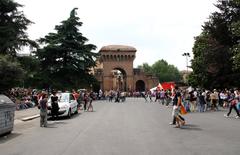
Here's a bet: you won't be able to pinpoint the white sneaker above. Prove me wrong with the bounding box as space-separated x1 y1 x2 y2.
224 114 229 117
169 122 175 125
236 116 240 119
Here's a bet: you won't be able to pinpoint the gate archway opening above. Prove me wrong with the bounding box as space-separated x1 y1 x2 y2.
135 80 145 92
111 68 127 91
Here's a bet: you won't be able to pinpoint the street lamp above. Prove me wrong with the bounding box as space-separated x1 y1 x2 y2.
182 52 190 73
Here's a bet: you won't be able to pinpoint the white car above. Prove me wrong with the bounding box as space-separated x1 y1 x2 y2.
48 92 78 118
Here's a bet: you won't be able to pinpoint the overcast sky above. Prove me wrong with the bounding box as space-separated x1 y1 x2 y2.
17 0 218 70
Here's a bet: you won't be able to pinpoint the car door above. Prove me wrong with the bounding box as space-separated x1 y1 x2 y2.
69 94 77 114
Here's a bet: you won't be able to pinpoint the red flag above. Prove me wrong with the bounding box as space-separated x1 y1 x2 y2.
180 104 187 115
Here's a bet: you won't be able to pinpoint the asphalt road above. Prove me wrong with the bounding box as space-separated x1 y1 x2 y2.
0 98 240 155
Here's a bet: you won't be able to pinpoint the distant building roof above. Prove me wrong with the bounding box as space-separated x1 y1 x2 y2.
99 45 137 52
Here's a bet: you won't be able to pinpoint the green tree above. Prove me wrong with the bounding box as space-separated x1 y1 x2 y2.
0 0 37 57
230 1 240 70
17 55 41 88
190 0 240 88
139 60 181 83
232 21 240 70
190 32 232 88
151 60 181 82
137 63 152 74
36 8 98 90
0 55 24 93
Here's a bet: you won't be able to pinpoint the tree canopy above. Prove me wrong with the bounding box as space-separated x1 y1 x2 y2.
138 60 182 83
17 55 41 88
189 0 240 89
35 8 98 90
0 0 37 93
0 55 24 93
0 0 37 57
0 4 100 92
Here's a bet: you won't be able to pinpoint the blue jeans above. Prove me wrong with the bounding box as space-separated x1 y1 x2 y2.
199 104 205 112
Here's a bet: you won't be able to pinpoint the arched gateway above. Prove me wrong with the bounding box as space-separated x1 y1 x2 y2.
93 45 158 91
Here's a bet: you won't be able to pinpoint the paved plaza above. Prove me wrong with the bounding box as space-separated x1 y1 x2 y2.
0 98 240 155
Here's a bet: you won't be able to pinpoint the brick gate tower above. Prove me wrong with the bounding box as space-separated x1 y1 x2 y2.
93 45 158 92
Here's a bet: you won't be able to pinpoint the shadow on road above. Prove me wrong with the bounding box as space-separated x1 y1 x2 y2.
70 113 82 119
0 133 21 144
48 113 82 121
44 121 68 128
84 110 96 113
180 124 202 131
189 109 227 114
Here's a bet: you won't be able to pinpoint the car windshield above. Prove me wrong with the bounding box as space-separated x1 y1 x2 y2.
59 93 69 102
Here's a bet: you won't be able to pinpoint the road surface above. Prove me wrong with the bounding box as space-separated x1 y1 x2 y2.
0 98 240 155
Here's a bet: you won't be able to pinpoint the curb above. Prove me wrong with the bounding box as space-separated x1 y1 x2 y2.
21 114 40 121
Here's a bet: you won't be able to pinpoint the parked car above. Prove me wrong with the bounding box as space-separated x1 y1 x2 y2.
47 92 78 118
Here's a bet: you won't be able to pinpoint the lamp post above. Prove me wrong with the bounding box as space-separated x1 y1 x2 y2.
182 52 190 73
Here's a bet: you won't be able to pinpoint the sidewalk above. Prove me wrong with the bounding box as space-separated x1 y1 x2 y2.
14 107 40 121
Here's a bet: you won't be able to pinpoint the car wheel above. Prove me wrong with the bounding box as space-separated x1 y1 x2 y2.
67 108 71 118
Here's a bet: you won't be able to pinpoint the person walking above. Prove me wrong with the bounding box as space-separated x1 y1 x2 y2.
169 86 185 127
39 93 48 127
165 90 172 107
224 90 240 118
87 91 94 112
73 90 81 111
147 90 153 102
109 90 114 102
155 91 160 102
141 91 147 102
83 93 89 111
199 91 206 112
160 89 166 105
51 91 59 120
189 91 197 112
210 89 219 111
115 91 120 102
205 91 211 111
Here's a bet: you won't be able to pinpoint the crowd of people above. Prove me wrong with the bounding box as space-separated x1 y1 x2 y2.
61 88 240 117
7 88 96 112
144 87 240 128
8 88 39 110
137 88 240 112
7 86 240 128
